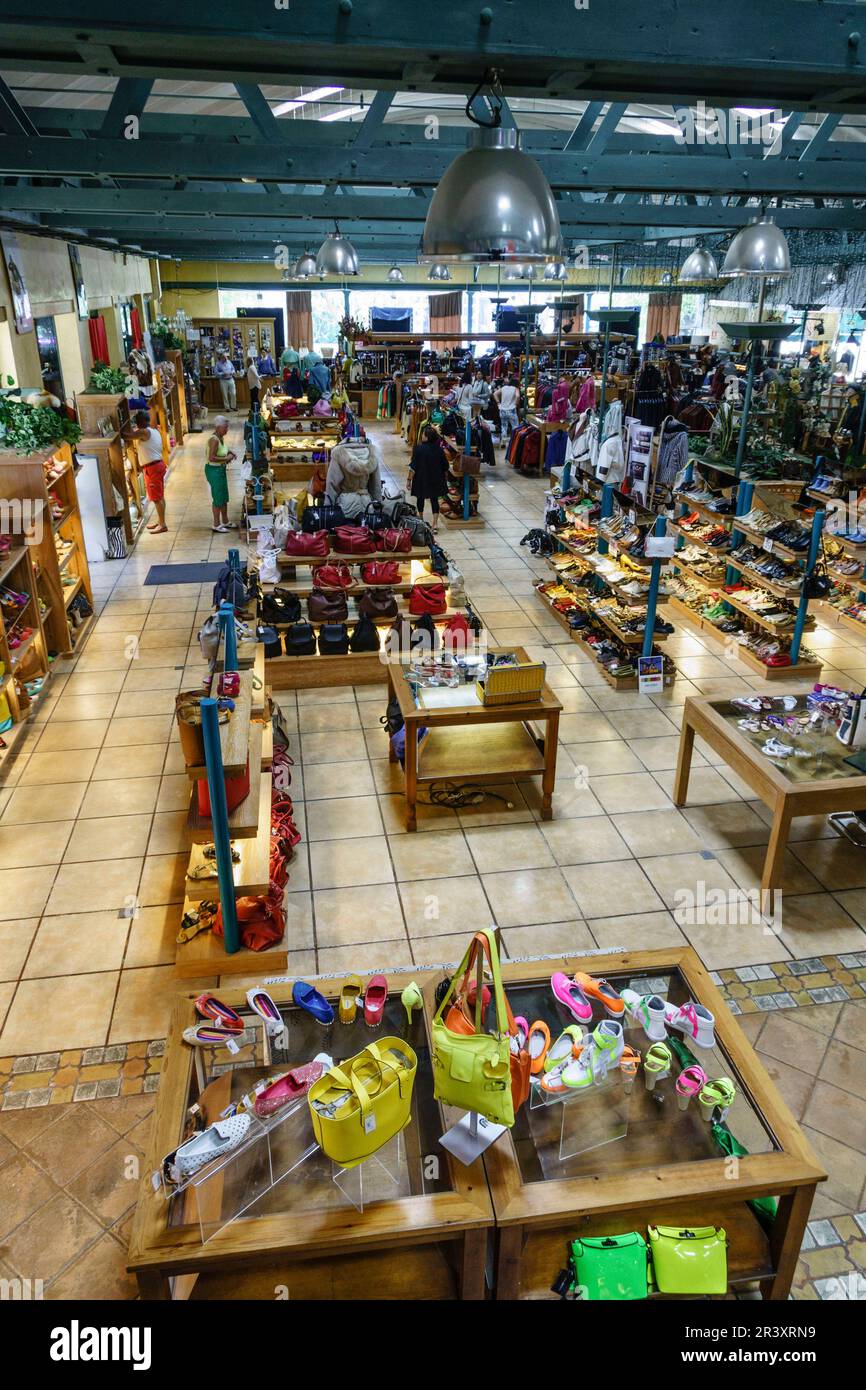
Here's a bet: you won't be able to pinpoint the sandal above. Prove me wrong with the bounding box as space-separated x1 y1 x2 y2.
338 974 363 1025
675 1063 708 1111
619 1045 641 1087
699 1076 736 1121
643 1041 672 1091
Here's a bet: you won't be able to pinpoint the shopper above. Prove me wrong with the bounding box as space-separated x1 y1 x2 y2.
205 415 236 532
123 410 168 534
407 425 448 534
455 370 474 421
246 352 262 410
214 350 237 411
495 375 520 445
470 368 491 413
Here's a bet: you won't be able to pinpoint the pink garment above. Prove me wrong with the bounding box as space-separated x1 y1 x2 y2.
312 397 333 416
546 380 571 422
575 376 596 414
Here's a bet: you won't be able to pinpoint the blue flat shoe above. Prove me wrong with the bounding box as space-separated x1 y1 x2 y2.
292 979 334 1025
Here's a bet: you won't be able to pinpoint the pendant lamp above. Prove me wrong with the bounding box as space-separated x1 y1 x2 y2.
293 250 318 280
721 216 791 278
315 228 359 276
544 261 568 281
427 263 452 281
387 264 404 283
504 263 525 283
421 126 563 264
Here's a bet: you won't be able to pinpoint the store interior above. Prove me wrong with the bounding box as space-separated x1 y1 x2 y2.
0 22 863 1308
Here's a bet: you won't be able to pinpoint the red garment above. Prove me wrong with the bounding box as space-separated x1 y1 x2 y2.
88 315 110 365
130 306 144 350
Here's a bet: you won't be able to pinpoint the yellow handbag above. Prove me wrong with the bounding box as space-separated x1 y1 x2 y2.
307 1038 417 1169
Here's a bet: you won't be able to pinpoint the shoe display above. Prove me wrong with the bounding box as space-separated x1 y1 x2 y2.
363 973 388 1027
246 989 284 1036
169 1115 252 1181
551 970 593 1023
253 1060 328 1117
572 971 624 1018
621 989 668 1040
292 980 335 1025
663 1000 716 1049
526 1019 551 1075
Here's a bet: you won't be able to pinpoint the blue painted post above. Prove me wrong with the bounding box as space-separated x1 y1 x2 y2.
227 547 241 576
597 483 614 555
597 323 612 435
200 698 239 955
463 418 473 521
642 514 667 659
790 508 825 665
727 479 753 587
732 346 757 481
219 601 237 671
253 477 263 515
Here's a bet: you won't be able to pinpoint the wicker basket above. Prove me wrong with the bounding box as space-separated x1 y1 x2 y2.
476 661 546 706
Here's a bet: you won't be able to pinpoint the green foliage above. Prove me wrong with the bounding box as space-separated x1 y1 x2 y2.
152 318 185 352
0 396 78 455
86 361 130 393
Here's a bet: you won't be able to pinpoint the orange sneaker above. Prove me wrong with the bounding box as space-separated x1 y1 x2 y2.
572 971 624 1018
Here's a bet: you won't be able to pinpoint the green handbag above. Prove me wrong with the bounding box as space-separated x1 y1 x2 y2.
431 928 515 1127
570 1233 649 1301
710 1120 778 1232
648 1224 728 1295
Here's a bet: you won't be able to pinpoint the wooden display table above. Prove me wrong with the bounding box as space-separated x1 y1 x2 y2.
127 969 493 1300
473 946 825 1301
387 646 561 831
675 693 866 898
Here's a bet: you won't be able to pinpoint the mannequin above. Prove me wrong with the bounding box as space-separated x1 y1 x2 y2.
280 343 300 374
325 433 383 517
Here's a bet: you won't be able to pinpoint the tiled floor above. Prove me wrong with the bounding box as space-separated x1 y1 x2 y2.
0 418 864 1297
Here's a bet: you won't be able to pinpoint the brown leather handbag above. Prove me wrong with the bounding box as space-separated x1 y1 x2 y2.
308 588 348 623
358 587 398 620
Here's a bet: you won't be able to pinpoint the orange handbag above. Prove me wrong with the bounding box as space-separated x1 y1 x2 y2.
442 931 531 1114
409 581 447 616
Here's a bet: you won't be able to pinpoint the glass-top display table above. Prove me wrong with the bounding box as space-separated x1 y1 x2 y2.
675 693 866 897
387 645 562 830
126 970 493 1301
474 947 825 1301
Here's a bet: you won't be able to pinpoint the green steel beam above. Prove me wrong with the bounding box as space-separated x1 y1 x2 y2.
98 77 153 139
352 91 394 150
0 77 38 138
234 83 289 143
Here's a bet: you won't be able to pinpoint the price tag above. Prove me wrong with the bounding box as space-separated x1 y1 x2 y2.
763 537 774 553
628 509 636 523
226 1037 240 1055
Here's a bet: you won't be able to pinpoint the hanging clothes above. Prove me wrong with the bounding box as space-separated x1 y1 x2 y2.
545 429 568 474
546 380 572 423
655 416 690 490
634 361 667 428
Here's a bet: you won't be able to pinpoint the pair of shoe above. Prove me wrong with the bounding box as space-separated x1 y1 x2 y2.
334 973 387 1027
621 990 716 1049
539 1019 626 1093
551 970 625 1023
183 989 284 1047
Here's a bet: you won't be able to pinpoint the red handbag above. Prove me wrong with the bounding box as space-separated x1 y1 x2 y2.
375 527 413 553
213 893 285 953
332 525 376 555
409 581 447 616
314 563 352 590
442 613 471 650
285 529 330 557
361 560 401 586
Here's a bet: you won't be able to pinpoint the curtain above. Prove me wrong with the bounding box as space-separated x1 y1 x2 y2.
130 306 143 350
429 291 463 344
285 291 313 351
646 295 681 343
88 314 110 365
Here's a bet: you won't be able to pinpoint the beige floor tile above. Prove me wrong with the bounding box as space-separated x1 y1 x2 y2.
502 920 597 956
122 666 184 693
818 1039 866 1103
465 823 555 874
588 910 688 953
0 918 39 982
78 777 161 819
4 1193 104 1282
682 919 791 969
455 782 537 828
398 875 491 937
46 857 142 916
800 1126 866 1213
792 837 866 891
64 814 153 863
309 836 394 890
834 1002 866 1052
803 1081 866 1151
389 829 476 881
539 815 632 867
611 808 702 858
18 748 98 786
567 741 645 777
776 893 866 957
0 971 118 1053
161 743 187 775
301 730 369 765
0 865 57 920
639 850 743 914
92 744 167 780
410 933 485 967
282 893 315 951
653 765 742 805
0 783 87 827
305 795 384 842
556 712 618 744
23 1104 119 1184
296 684 357 704
0 1151 60 1240
108 966 212 1043
592 772 674 815
303 760 376 799
680 801 770 849
520 777 604 820
147 810 188 856
298 703 361 733
716 845 821 896
317 940 414 974
34 719 108 752
605 709 680 741
60 671 127 696
155 773 191 813
0 819 73 868
102 714 174 748
120 905 177 968
631 735 697 773
562 860 665 918
50 694 118 722
378 793 459 835
482 867 581 927
113 689 179 719
314 882 406 947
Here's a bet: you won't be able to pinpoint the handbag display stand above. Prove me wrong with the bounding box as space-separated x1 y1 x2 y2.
527 1067 631 1164
438 944 508 1167
331 1128 407 1214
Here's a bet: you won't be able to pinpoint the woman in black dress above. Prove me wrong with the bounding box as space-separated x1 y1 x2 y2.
407 425 448 534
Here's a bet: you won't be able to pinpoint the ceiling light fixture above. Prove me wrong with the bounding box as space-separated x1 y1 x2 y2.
387 264 405 283
679 245 719 281
421 71 562 265
721 216 791 278
315 226 359 276
543 262 568 281
293 250 318 279
319 106 366 123
427 262 452 281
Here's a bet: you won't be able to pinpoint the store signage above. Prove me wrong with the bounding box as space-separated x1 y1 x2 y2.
638 653 664 695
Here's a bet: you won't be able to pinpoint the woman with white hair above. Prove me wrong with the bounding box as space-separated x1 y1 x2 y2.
205 415 236 532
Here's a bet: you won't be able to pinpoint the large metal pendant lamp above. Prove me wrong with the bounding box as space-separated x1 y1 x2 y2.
315 227 359 277
421 75 563 265
544 261 568 282
387 264 404 283
427 263 452 281
293 250 318 280
679 245 719 282
721 216 791 278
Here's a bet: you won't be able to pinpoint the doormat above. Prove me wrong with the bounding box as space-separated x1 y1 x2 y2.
144 563 225 586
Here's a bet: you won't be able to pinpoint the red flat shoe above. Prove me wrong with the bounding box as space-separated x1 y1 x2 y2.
194 992 244 1032
253 1060 325 1117
363 973 387 1027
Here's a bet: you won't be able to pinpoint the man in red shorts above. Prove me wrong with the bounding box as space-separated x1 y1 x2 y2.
123 410 168 533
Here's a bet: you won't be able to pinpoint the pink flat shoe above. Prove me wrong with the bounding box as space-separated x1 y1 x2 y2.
254 1061 325 1117
510 1014 529 1055
551 971 593 1024
364 973 387 1027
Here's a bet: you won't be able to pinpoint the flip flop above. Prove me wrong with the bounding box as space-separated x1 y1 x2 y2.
246 988 283 1036
527 1020 551 1075
363 973 387 1028
551 970 593 1023
338 974 363 1025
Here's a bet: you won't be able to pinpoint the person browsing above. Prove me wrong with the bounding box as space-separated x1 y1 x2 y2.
205 415 236 532
123 410 168 534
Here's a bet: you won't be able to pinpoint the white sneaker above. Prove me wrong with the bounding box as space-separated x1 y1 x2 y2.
171 1114 251 1180
583 1019 625 1079
664 1000 716 1049
620 989 668 1041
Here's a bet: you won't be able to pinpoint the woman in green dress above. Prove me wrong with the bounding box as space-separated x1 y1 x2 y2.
205 415 236 531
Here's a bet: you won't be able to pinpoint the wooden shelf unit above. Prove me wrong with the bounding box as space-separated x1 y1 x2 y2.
0 442 93 658
0 542 51 776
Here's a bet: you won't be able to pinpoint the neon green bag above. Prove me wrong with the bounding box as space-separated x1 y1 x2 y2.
648 1224 728 1294
431 928 514 1127
570 1233 649 1300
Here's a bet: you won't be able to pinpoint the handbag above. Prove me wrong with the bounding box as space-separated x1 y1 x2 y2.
284 622 317 656
837 687 866 749
197 613 222 663
349 615 381 652
308 588 348 623
375 526 413 553
257 624 283 659
307 1038 417 1169
284 529 330 557
261 589 302 626
569 1233 649 1301
425 543 449 576
431 928 520 1127
358 587 398 620
442 613 471 650
410 613 440 652
409 581 447 616
446 561 466 606
302 503 346 533
315 562 353 590
440 930 530 1114
648 1225 728 1295
317 623 349 655
361 560 401 586
332 524 376 555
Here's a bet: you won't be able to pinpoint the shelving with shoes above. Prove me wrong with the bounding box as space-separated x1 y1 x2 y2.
0 442 94 659
0 538 52 777
75 387 143 538
262 388 341 481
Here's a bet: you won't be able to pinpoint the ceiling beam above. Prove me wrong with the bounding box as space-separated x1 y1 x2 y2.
98 77 153 140
352 92 394 150
234 82 288 143
0 76 38 137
